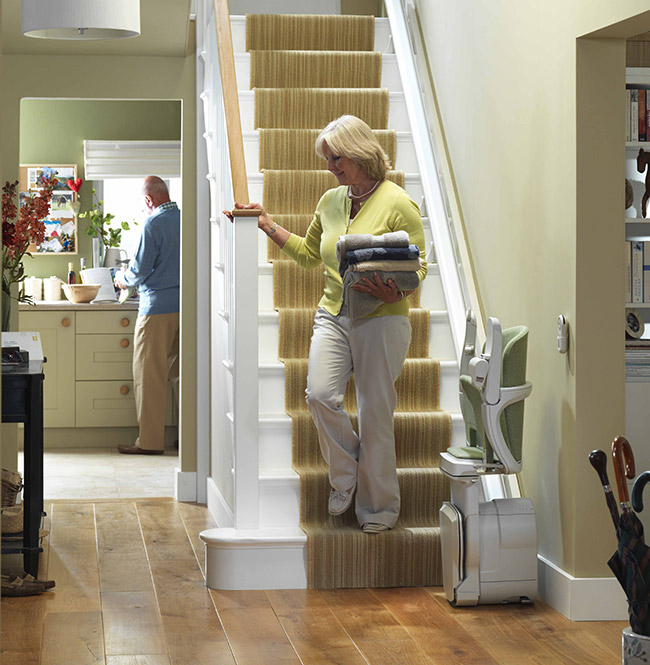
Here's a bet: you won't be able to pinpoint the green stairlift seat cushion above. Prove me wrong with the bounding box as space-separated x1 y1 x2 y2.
446 445 484 460
449 375 486 459
500 326 528 464
451 326 529 465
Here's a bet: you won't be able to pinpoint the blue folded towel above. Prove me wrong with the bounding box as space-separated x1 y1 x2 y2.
339 244 420 277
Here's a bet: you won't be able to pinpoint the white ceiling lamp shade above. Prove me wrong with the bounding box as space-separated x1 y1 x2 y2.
22 0 140 41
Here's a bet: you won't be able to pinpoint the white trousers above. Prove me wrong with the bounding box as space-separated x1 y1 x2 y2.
305 308 411 527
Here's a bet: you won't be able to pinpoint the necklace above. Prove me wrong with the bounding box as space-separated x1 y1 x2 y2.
348 180 380 200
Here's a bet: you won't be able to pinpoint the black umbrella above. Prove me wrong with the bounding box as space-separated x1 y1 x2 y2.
610 436 650 636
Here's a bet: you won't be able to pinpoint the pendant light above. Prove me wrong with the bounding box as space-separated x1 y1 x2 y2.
22 0 140 40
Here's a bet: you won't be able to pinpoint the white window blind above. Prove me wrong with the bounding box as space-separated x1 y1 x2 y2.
83 140 181 179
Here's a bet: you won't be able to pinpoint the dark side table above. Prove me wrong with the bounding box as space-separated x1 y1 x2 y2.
1 360 44 576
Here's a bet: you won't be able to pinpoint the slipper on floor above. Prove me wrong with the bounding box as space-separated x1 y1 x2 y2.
1 573 45 596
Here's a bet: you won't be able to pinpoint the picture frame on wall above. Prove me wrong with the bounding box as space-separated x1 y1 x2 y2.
20 163 79 255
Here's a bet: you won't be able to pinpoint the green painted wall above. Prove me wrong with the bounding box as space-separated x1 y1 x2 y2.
19 99 181 280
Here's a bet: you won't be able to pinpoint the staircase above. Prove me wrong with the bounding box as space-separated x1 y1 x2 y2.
199 10 464 590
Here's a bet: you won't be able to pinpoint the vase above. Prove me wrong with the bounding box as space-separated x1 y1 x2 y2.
2 289 12 332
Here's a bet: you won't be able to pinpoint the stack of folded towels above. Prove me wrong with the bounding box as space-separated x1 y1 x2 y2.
336 230 423 319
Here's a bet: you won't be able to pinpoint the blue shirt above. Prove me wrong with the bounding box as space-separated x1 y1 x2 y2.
123 202 180 316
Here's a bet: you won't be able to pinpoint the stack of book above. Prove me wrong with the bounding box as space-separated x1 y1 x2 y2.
627 87 650 142
626 339 650 378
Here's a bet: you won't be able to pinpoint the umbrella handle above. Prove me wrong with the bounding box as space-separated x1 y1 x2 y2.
632 471 650 512
589 449 620 528
589 449 611 487
612 435 636 506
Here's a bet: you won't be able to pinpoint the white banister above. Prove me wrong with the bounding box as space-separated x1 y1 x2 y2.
230 215 260 529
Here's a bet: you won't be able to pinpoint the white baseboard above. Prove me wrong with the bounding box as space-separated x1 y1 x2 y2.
174 469 197 502
206 476 234 527
538 554 628 621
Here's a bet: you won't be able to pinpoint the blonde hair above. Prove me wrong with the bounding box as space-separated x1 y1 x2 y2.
315 115 390 181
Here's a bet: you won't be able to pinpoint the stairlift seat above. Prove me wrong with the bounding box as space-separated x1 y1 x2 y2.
439 313 537 606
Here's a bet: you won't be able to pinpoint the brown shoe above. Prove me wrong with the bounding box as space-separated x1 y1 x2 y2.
117 444 164 456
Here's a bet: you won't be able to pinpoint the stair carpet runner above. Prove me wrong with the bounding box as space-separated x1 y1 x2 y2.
247 14 451 588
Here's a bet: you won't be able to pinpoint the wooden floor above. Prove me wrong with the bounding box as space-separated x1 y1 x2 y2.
1 499 626 664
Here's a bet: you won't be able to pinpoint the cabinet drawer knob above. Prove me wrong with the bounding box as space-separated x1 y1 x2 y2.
61 317 71 328
120 385 130 395
120 317 130 327
120 338 130 348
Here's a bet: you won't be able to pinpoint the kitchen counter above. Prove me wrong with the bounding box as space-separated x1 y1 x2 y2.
19 300 139 311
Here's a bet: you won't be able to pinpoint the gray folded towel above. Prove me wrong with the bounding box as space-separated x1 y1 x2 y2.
343 258 423 277
339 244 420 277
342 270 421 320
336 230 410 265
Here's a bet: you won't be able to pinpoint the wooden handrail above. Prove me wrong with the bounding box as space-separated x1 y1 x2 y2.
214 0 249 205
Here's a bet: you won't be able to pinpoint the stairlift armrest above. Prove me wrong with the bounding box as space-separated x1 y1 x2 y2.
482 382 533 474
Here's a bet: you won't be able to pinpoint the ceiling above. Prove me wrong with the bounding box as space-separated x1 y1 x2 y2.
2 0 194 57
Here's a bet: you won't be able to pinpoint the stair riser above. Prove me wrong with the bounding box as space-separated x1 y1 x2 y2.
258 263 446 312
259 312 455 363
259 414 466 473
259 362 460 416
234 54 403 93
242 131 419 175
230 16 392 55
238 91 411 132
259 477 301 528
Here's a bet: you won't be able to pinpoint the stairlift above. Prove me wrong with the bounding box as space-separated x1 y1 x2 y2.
439 311 537 606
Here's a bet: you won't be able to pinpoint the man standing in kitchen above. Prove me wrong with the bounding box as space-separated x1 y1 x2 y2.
115 175 180 455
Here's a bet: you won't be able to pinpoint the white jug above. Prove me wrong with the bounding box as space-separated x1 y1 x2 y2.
45 276 62 301
24 276 43 301
103 248 128 268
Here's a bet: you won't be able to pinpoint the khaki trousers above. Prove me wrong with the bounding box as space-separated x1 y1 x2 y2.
133 312 180 452
305 308 411 528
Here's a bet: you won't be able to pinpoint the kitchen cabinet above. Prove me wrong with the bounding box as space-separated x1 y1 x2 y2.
19 310 75 427
19 305 173 430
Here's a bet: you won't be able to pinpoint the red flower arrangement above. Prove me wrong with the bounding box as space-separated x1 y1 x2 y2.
2 179 54 303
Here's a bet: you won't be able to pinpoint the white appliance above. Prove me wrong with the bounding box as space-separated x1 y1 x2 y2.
439 312 537 606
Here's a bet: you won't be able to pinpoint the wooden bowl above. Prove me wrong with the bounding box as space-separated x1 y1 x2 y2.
62 284 100 304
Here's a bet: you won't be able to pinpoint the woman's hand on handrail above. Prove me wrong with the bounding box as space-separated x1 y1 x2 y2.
223 202 289 248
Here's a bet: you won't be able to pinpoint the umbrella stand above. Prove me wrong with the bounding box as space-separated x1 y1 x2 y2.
609 437 650 639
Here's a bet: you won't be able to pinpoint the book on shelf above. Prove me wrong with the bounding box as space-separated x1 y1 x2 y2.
627 89 631 142
627 241 632 303
641 89 647 142
625 87 650 142
644 241 650 303
632 240 644 303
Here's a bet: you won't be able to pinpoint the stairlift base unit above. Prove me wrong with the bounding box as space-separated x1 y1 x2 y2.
440 496 537 606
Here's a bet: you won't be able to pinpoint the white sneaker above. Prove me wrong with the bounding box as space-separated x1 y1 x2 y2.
362 522 391 534
328 486 355 515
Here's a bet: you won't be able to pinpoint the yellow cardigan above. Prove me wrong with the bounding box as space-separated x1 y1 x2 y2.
281 180 427 318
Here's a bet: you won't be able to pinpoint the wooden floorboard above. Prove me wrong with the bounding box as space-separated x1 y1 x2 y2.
41 610 104 665
0 498 630 665
373 587 500 665
266 589 369 665
320 589 437 665
211 590 302 665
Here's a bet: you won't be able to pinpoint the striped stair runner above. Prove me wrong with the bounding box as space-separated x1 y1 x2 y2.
248 13 451 589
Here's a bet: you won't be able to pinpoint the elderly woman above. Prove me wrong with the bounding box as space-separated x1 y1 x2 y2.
229 114 427 533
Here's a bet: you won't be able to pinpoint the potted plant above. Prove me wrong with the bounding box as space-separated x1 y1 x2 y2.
79 187 132 249
2 179 54 329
